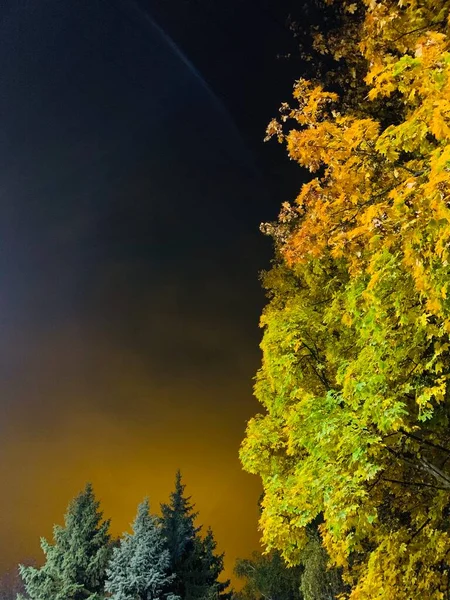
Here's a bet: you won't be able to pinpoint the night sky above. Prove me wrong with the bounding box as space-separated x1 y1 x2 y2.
0 0 303 581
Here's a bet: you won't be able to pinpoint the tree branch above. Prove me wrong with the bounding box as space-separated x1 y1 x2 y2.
400 429 450 456
382 477 447 490
418 457 450 490
391 21 446 43
408 518 431 542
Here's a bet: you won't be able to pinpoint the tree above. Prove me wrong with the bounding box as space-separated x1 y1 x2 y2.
161 472 230 600
105 499 177 600
234 520 345 600
18 483 111 600
161 471 200 577
182 529 231 600
240 0 450 597
234 550 303 600
298 522 347 600
200 528 231 600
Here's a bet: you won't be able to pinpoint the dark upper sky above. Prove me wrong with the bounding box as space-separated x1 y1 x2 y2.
0 0 305 582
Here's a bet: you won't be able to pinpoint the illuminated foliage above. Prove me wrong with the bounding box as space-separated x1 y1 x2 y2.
240 1 450 597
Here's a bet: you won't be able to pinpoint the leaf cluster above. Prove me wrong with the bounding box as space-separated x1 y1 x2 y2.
241 1 450 597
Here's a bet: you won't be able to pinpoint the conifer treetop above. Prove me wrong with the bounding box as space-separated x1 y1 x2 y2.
18 483 111 600
105 498 177 600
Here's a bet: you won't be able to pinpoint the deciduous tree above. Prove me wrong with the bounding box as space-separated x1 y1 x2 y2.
240 1 450 597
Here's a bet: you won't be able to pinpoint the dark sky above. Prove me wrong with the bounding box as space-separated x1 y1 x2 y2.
0 0 304 582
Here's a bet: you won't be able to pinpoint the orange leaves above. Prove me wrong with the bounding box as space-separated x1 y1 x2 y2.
242 1 450 597
274 106 382 269
271 24 450 327
290 79 338 127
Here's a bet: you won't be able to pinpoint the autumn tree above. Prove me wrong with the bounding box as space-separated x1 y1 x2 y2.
240 0 450 597
297 521 347 600
18 484 111 600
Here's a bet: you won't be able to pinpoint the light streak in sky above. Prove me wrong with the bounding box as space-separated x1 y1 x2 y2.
106 0 260 174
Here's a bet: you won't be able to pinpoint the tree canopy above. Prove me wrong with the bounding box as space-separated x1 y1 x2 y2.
240 0 450 597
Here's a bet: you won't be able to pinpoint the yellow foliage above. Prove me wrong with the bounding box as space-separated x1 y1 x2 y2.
241 0 450 597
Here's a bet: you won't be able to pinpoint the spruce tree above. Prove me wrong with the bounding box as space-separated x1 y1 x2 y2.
161 472 230 600
105 499 177 600
160 470 198 598
183 529 231 600
18 483 111 600
161 471 199 570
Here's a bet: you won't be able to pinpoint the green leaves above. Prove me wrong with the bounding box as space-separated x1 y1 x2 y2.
240 0 450 597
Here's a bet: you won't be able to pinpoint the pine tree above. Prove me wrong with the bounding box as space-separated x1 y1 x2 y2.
18 483 111 600
183 529 231 600
105 499 177 600
160 471 199 598
161 471 199 568
161 472 230 600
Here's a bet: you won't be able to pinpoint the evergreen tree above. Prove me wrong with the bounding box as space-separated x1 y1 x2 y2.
183 529 231 600
105 499 177 600
199 529 231 600
161 472 230 600
160 471 199 598
18 483 111 600
161 471 199 570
